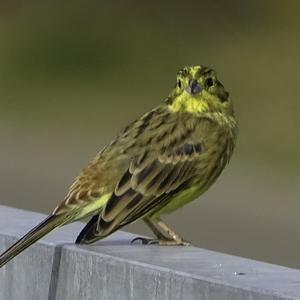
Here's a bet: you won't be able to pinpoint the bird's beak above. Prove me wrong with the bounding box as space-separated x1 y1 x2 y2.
187 79 202 95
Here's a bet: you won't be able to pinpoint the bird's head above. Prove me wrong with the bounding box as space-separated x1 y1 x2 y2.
167 65 234 116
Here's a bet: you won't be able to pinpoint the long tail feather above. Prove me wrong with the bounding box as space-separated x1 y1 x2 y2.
0 214 66 268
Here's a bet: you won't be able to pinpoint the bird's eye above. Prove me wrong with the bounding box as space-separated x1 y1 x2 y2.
205 77 214 88
177 80 182 88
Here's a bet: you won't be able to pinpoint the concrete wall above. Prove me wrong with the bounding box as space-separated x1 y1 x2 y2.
1 205 300 300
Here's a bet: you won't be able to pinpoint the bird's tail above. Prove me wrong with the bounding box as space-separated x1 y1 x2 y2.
0 214 66 268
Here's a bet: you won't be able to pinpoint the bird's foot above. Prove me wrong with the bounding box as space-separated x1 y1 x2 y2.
131 237 191 246
158 239 192 246
131 237 160 245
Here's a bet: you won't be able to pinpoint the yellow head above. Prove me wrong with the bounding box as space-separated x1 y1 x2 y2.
167 65 233 116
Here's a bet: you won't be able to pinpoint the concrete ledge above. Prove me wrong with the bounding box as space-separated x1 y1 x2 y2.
0 205 300 300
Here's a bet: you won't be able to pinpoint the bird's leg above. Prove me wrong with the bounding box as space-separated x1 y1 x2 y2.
144 218 172 240
154 217 191 246
131 217 191 246
131 218 172 245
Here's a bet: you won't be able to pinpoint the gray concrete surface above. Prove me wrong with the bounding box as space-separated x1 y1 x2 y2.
0 205 300 300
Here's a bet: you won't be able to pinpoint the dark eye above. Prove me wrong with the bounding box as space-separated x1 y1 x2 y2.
205 77 214 88
177 80 182 88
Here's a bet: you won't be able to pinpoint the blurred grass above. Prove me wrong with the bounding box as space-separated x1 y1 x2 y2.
0 1 299 168
0 1 299 268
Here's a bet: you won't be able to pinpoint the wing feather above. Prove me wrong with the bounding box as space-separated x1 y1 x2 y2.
99 141 202 235
74 107 208 242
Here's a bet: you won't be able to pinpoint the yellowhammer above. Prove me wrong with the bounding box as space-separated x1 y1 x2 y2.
0 65 237 268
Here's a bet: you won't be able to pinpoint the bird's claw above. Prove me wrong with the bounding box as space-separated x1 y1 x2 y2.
130 237 159 245
131 237 191 246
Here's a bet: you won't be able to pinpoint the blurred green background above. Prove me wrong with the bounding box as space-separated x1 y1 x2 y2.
0 1 299 268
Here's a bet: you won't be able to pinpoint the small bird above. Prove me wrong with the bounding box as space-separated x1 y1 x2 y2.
0 65 237 268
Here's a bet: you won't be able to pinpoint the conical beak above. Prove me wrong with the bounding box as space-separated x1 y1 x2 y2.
187 79 202 95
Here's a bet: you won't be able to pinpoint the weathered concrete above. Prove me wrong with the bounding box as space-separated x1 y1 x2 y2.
0 205 300 300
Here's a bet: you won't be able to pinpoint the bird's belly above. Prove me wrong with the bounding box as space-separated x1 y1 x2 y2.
152 185 203 216
152 154 224 217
